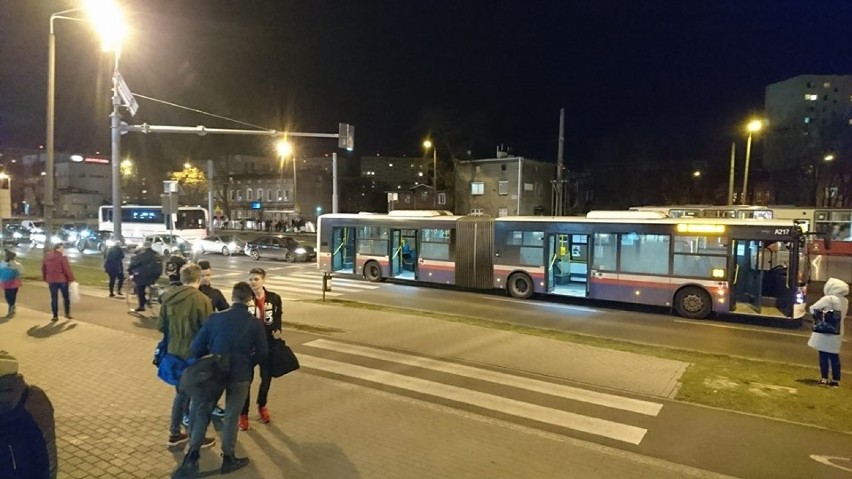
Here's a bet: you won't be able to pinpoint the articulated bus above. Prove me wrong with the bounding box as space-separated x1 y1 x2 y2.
317 210 807 320
631 205 852 283
98 205 208 246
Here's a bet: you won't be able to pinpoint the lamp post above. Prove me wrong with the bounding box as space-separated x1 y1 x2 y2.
741 119 763 205
822 154 836 207
276 140 294 215
423 140 437 208
47 2 124 243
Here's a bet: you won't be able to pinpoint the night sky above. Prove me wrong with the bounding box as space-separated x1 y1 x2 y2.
2 0 851 171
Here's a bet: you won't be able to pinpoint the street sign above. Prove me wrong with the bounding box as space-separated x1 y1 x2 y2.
115 72 139 117
338 123 354 150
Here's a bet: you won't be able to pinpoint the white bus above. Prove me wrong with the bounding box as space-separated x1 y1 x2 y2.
631 205 852 283
98 205 208 246
318 210 807 320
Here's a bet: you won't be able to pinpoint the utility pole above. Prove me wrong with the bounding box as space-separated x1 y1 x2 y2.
554 108 566 216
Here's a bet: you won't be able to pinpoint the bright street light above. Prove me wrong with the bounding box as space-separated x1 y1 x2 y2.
824 154 835 162
276 140 296 209
423 140 437 208
46 1 124 245
692 170 701 178
741 119 763 205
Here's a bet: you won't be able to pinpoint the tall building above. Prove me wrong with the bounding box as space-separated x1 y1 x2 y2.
764 74 852 205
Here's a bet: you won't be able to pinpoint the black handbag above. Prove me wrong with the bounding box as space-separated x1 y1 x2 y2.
812 309 841 335
179 354 230 400
269 338 300 378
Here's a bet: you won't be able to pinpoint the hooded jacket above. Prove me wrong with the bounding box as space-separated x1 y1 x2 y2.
41 251 74 284
128 248 162 285
0 374 57 479
157 285 213 360
103 245 125 276
807 278 849 354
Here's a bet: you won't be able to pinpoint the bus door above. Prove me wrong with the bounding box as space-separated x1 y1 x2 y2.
589 233 620 302
547 234 589 297
390 229 417 279
331 227 356 273
731 239 763 313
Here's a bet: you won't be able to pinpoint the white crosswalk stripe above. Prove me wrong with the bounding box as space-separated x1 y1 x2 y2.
301 339 661 445
210 271 380 301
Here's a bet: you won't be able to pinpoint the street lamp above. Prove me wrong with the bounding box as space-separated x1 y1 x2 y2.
46 2 124 243
741 119 763 205
276 140 295 210
423 140 437 208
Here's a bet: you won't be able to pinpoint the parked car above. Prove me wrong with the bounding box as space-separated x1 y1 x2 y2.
60 223 94 243
192 234 246 256
245 235 316 262
76 230 115 253
144 234 191 256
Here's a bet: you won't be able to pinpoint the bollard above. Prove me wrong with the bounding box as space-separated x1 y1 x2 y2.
322 272 332 301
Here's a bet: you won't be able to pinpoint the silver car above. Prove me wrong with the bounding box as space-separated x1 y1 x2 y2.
191 234 246 256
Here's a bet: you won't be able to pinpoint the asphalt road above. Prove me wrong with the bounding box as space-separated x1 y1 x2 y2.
12 238 850 372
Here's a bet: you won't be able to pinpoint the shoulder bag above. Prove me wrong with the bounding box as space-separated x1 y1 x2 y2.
812 297 841 335
269 338 300 378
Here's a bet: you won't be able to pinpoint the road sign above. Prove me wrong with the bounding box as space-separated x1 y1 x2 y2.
115 72 139 117
338 123 354 150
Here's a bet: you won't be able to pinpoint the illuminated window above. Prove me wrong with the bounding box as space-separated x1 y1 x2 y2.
805 94 818 101
471 182 485 195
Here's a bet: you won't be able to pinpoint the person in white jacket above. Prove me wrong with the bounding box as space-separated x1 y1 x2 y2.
807 277 849 387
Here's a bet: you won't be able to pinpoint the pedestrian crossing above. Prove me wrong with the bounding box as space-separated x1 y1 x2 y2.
211 271 381 301
300 339 663 445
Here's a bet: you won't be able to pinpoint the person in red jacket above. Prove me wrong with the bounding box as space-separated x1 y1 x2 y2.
41 243 76 322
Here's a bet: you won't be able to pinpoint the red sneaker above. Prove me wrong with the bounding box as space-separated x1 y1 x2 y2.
238 414 249 431
258 406 271 424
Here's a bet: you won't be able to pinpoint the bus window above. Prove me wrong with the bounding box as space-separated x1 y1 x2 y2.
619 233 670 275
505 230 544 266
593 234 617 271
421 228 452 260
357 226 388 255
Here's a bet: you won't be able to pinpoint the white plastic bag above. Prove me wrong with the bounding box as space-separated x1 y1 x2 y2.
69 281 81 303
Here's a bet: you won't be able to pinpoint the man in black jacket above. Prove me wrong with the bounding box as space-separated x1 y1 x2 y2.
239 267 282 431
198 260 228 312
127 242 162 312
174 282 268 476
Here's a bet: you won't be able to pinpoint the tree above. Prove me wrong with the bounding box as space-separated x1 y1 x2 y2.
170 165 207 206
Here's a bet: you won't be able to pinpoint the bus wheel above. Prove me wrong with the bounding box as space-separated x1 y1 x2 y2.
364 261 383 282
674 286 712 319
507 272 534 299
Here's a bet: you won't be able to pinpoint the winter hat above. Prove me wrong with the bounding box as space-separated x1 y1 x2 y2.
0 351 18 376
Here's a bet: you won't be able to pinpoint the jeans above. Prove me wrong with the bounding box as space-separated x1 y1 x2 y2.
188 381 249 456
242 361 272 414
819 351 841 381
169 387 191 436
4 288 18 307
48 282 70 317
108 272 124 295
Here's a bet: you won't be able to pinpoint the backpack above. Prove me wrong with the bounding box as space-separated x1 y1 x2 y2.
0 388 52 479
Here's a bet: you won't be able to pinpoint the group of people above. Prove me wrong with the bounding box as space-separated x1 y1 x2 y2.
155 260 283 477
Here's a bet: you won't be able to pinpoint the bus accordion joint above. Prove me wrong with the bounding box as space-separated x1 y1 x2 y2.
675 224 726 234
